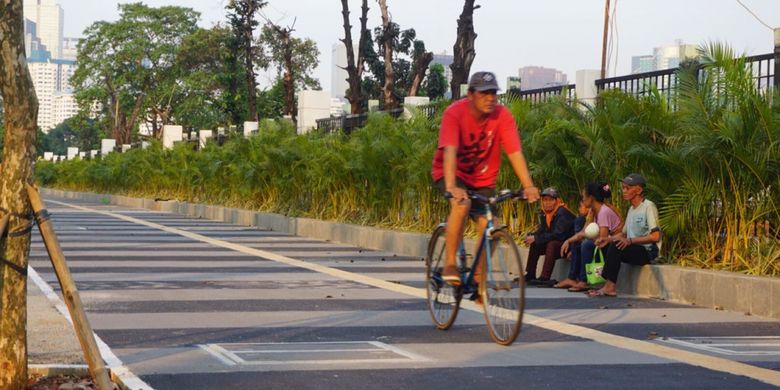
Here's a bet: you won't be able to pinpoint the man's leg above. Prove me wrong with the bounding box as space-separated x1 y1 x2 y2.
443 198 470 284
473 215 490 282
524 242 543 281
540 240 564 280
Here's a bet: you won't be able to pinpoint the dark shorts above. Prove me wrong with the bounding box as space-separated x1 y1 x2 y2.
434 178 497 219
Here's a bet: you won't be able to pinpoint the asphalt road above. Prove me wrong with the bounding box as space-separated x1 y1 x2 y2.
30 195 780 390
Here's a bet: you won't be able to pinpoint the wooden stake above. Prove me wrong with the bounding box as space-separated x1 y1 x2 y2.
25 184 114 390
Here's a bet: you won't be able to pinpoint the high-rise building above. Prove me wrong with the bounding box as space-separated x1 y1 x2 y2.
23 0 63 60
431 51 454 85
62 36 79 60
23 0 78 132
506 76 522 91
631 55 655 74
28 58 77 132
631 41 700 74
654 43 698 70
331 42 355 101
517 66 567 90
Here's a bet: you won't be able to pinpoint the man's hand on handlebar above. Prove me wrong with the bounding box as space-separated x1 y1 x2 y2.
446 187 469 204
524 186 540 203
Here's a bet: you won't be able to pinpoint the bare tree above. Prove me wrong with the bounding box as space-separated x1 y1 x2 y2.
0 0 39 387
377 0 397 109
340 0 370 114
450 0 480 100
408 45 433 97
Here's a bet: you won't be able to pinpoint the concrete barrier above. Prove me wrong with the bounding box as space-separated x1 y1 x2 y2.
40 188 780 319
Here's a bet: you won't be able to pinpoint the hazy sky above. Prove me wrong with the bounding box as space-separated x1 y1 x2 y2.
56 0 780 90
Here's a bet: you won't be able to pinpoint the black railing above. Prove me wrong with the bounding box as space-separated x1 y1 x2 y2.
596 52 776 108
744 53 774 90
512 84 576 105
316 108 405 134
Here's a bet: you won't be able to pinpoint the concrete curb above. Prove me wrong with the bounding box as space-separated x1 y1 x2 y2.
42 188 780 320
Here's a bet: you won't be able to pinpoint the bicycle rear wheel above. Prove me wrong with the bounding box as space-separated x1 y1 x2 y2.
425 225 462 330
480 228 525 345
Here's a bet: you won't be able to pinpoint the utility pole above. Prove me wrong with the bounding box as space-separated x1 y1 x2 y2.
600 0 611 80
774 28 779 89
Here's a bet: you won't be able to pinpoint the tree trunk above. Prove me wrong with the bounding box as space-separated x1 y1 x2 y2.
408 51 433 97
450 0 480 100
275 26 295 122
243 2 258 121
340 0 369 114
378 0 396 110
0 1 39 388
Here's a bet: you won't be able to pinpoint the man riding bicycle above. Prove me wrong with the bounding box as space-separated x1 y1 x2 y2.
431 71 540 286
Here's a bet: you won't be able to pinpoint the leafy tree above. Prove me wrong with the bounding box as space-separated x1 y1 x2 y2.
363 20 431 107
174 25 247 129
72 3 200 143
44 116 104 155
256 78 285 119
261 23 321 121
226 0 268 122
422 63 447 100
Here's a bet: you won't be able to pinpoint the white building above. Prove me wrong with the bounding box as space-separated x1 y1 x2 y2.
52 93 77 126
23 0 63 60
24 0 78 132
654 42 699 70
62 36 78 60
28 58 78 131
632 41 700 73
431 51 454 86
331 42 350 100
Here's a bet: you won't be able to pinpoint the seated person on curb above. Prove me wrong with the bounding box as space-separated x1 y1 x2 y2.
552 199 590 289
560 182 623 292
431 71 540 286
589 174 660 297
524 187 575 286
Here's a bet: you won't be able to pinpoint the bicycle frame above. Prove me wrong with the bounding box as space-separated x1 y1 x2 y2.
458 201 496 294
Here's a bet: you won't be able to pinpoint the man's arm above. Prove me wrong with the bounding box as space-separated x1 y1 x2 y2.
443 146 467 203
506 151 540 202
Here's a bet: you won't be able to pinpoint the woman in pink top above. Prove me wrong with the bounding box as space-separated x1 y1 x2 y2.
559 182 622 292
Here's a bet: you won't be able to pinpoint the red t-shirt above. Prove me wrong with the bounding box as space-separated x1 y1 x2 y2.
431 99 522 188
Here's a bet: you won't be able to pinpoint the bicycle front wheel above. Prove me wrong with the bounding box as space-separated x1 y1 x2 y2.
480 228 525 345
425 225 462 330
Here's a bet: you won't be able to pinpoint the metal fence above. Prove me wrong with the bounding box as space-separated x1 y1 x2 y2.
316 108 404 134
511 84 577 105
596 53 776 108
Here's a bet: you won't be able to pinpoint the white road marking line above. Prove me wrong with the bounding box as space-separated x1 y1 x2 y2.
28 266 155 390
199 341 426 366
198 344 238 366
659 337 780 356
47 199 780 387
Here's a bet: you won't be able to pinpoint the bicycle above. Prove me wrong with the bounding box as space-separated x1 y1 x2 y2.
425 188 527 345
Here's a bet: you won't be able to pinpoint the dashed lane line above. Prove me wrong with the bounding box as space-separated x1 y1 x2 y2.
45 199 780 387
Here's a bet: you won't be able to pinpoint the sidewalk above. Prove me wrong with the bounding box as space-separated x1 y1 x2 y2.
28 278 84 366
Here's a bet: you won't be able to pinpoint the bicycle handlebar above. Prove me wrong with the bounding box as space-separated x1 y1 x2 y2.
443 188 526 204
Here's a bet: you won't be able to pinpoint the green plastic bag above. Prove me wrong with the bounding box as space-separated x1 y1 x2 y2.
586 247 606 285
